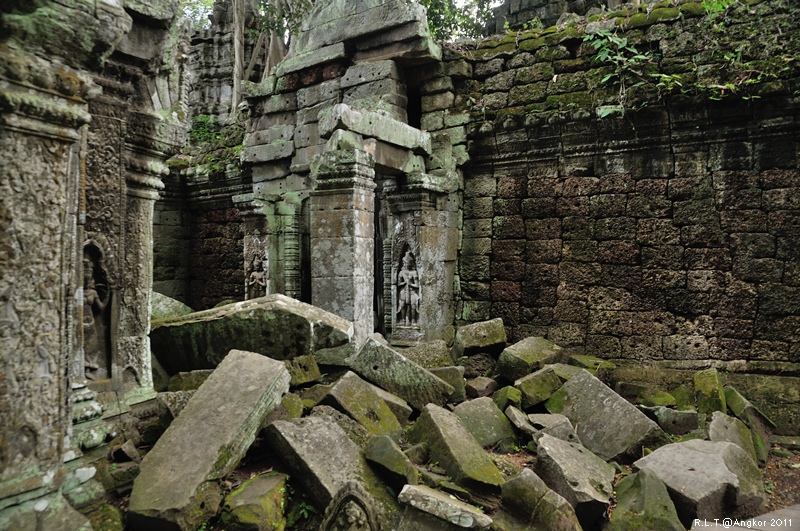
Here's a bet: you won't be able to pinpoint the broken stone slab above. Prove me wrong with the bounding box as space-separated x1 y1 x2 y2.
635 440 766 527
322 371 402 438
492 468 581 531
707 411 758 465
368 383 413 425
458 353 496 379
284 354 322 386
545 369 670 462
167 369 213 391
454 397 516 448
157 390 194 420
309 405 372 450
724 385 775 466
514 367 562 409
606 469 683 531
409 404 504 493
319 103 432 154
400 339 455 368
495 337 562 383
694 368 727 414
348 334 453 410
504 406 538 439
151 291 193 321
549 363 583 381
453 318 507 358
273 42 347 77
430 366 467 403
528 414 582 445
150 294 352 374
220 472 288 531
264 416 398 521
365 435 419 488
637 405 699 436
466 376 498 398
128 350 290 531
396 484 492 530
533 434 615 530
492 386 521 412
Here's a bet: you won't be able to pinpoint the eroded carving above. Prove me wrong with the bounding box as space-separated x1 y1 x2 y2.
82 244 111 381
396 250 420 327
247 254 268 300
319 480 381 531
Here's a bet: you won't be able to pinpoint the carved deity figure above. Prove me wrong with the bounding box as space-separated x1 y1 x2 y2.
83 249 110 380
396 251 420 327
247 256 267 300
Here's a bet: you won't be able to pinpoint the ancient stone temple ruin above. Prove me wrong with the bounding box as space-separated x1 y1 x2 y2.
1 0 799 528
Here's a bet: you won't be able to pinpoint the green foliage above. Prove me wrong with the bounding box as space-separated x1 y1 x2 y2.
420 0 493 40
255 0 313 37
583 30 655 113
189 114 222 144
701 0 735 19
181 0 215 31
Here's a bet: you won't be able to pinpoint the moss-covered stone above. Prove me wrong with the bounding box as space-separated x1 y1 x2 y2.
85 503 124 531
606 469 683 531
515 367 563 409
493 386 522 411
221 472 288 531
364 435 418 487
323 371 402 439
694 368 726 414
284 354 322 386
168 370 213 392
672 385 695 410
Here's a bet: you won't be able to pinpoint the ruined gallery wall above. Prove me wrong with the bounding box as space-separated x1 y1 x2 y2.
454 0 800 432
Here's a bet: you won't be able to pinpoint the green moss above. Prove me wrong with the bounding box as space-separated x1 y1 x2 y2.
640 391 677 408
544 387 567 413
623 13 653 30
85 504 123 531
649 8 681 22
518 37 547 52
679 2 706 16
472 43 516 60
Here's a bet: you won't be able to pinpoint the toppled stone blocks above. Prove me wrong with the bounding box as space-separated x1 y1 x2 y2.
453 318 507 357
495 336 562 382
150 294 352 374
128 350 290 531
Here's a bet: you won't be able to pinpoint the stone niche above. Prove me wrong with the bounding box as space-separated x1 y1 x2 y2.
240 0 465 347
0 0 187 521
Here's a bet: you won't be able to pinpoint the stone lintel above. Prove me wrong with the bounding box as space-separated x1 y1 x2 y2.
319 103 432 155
274 43 347 78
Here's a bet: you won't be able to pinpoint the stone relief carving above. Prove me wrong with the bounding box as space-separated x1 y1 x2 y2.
247 254 268 300
319 480 381 531
82 244 111 381
396 250 420 328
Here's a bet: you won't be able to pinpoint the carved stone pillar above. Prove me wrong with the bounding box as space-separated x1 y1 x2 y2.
0 51 91 507
238 198 272 300
387 179 458 345
310 149 376 345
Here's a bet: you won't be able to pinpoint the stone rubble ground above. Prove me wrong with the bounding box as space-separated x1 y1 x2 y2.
91 296 797 530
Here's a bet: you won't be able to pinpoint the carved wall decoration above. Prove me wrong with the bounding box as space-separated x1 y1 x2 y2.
396 249 420 328
81 243 111 381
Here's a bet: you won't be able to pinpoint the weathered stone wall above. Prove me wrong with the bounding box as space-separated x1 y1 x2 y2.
154 174 191 302
454 0 800 432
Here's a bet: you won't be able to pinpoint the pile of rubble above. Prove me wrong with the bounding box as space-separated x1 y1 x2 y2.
115 295 771 530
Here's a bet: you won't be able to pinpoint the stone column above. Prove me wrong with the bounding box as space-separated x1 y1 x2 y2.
310 149 376 345
117 140 168 406
0 53 91 508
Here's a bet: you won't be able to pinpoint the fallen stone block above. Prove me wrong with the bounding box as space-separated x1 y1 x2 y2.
492 468 581 531
724 385 775 467
150 294 352 374
458 353 496 379
504 406 538 439
453 318 507 357
454 397 516 448
515 367 562 409
365 435 418 488
545 369 670 461
167 370 213 392
495 337 562 383
634 439 766 528
284 354 321 386
528 413 581 445
549 363 582 381
348 334 453 410
492 386 521 412
264 416 398 521
323 371 402 438
157 390 194 420
694 368 726 414
533 434 615 530
606 469 683 531
396 484 492 530
220 472 288 531
368 383 413 425
129 350 290 531
466 376 498 398
637 405 699 436
401 339 455 368
151 291 193 321
409 404 504 493
430 366 467 403
309 405 371 450
707 411 758 465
